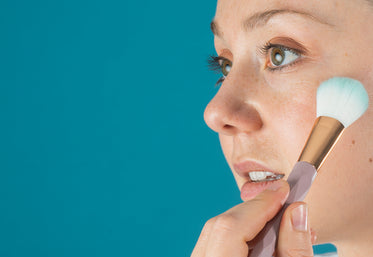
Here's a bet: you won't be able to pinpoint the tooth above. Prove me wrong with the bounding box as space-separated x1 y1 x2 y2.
249 172 256 181
255 172 266 180
249 171 278 182
254 172 263 180
250 172 255 179
265 172 274 177
275 174 285 180
249 172 257 181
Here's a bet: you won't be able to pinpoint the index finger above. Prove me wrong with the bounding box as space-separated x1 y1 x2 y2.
205 180 289 257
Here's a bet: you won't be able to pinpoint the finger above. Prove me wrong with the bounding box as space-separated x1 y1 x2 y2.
204 180 289 257
276 202 314 257
310 228 317 245
191 219 214 257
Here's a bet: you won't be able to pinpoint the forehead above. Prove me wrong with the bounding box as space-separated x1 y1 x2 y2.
213 0 336 27
215 0 335 15
211 0 362 47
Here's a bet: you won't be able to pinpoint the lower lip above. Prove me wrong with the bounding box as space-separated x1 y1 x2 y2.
240 180 279 201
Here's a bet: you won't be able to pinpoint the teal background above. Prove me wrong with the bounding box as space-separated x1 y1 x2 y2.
0 0 337 256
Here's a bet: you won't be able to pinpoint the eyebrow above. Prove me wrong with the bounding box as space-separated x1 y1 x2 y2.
210 9 333 38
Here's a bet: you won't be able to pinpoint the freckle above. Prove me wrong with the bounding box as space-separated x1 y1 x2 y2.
370 158 373 163
344 52 348 57
352 140 355 145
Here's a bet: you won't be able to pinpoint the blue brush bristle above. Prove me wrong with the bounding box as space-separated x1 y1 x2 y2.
317 77 369 127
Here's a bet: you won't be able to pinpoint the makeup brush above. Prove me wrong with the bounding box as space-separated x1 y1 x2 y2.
250 77 369 257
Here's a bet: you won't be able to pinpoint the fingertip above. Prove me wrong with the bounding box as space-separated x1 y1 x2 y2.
279 202 310 237
277 202 314 256
311 228 317 244
265 180 290 205
291 203 308 232
266 179 289 192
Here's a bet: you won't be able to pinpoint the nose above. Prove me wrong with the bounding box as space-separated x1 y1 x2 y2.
203 79 263 136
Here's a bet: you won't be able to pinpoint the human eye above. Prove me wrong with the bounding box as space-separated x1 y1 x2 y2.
260 42 304 72
207 55 232 87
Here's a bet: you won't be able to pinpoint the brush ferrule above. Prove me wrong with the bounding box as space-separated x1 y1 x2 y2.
298 116 345 171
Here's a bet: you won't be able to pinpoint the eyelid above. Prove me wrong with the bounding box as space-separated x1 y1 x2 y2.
266 37 309 55
207 55 231 73
259 41 306 72
259 43 303 58
206 54 231 87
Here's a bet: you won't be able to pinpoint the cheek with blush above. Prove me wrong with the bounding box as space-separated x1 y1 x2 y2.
263 87 316 166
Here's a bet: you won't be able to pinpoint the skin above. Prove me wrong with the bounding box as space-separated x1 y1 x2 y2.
194 0 373 256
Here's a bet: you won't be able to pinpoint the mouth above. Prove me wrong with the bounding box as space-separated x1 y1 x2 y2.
233 160 286 201
233 160 285 183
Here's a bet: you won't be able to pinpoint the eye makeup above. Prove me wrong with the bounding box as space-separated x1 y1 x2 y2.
207 37 310 86
260 44 302 72
259 37 309 72
207 55 231 87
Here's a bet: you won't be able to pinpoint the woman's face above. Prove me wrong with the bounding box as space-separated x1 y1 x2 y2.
204 0 373 245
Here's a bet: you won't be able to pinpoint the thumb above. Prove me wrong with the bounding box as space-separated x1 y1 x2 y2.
276 202 314 257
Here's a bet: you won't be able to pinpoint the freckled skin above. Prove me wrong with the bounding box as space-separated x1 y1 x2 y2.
204 0 373 256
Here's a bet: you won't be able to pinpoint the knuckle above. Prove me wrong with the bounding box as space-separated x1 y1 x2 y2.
202 217 216 233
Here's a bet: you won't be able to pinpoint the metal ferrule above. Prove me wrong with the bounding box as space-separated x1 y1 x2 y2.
298 116 345 171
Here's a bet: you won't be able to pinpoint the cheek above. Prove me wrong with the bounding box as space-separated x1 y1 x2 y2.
219 134 246 185
276 103 315 164
261 82 318 165
219 133 233 161
305 126 373 240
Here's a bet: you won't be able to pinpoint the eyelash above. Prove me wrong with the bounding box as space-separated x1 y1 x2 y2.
207 42 303 87
259 42 303 71
207 55 228 87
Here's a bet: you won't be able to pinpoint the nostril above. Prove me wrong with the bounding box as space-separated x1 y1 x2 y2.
222 124 238 135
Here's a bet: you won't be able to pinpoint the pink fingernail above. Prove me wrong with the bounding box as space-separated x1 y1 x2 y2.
292 204 308 232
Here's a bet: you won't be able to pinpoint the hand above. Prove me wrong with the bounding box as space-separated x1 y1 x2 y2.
191 180 316 257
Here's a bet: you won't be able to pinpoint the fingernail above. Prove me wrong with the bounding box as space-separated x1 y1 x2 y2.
310 228 317 244
292 204 308 232
266 180 283 191
312 233 317 244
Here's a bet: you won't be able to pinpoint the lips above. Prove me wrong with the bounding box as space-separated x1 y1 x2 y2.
240 180 280 201
233 160 283 179
233 160 285 201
